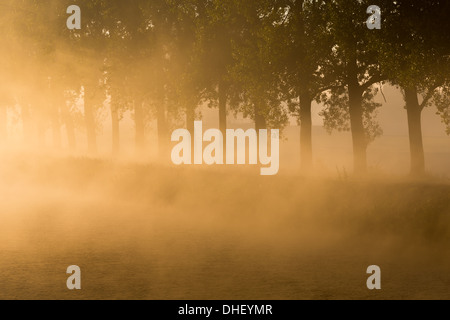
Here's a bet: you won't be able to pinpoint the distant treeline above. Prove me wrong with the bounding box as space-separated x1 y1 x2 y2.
0 0 449 175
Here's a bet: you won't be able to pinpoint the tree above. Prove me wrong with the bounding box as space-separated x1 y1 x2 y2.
195 0 237 151
172 1 204 131
274 0 337 171
4 0 78 149
227 1 289 134
66 0 112 155
378 0 450 175
319 0 385 174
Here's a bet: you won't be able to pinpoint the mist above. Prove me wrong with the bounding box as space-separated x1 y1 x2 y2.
0 0 449 300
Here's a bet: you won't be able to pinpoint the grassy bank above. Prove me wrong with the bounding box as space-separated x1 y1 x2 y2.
0 156 449 299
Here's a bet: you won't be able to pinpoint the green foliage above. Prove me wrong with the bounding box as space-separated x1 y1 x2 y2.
434 85 450 135
318 86 382 143
377 0 450 112
2 0 449 167
226 0 289 130
316 0 385 146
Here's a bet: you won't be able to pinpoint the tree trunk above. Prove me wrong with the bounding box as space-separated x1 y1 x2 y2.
186 106 195 133
61 101 76 151
347 53 367 175
134 98 145 154
299 92 313 172
186 106 195 163
218 81 227 133
84 85 97 155
404 86 425 175
254 104 267 166
218 81 227 163
254 104 266 131
50 105 61 149
156 101 168 160
111 101 120 156
348 84 367 174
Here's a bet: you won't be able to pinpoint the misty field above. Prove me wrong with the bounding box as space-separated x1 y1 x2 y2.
0 155 449 300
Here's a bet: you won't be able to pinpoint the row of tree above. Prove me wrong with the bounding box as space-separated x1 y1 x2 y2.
1 0 449 175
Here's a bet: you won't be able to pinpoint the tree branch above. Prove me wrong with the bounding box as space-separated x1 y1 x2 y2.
379 83 387 103
420 82 442 110
361 74 386 91
314 83 345 96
